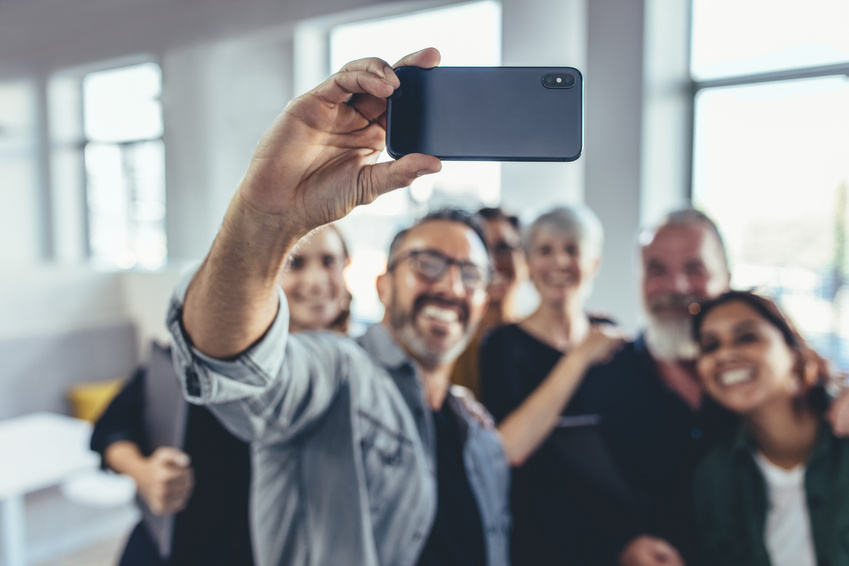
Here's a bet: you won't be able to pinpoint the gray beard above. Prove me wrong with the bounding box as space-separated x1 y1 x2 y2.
388 297 475 369
644 314 699 362
395 321 472 368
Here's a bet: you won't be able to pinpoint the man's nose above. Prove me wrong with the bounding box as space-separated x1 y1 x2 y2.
670 272 692 294
432 264 467 297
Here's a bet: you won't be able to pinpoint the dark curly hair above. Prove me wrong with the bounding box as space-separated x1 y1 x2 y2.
691 290 832 415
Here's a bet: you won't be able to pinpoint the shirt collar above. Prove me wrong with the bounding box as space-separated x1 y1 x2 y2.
731 419 831 460
358 323 413 371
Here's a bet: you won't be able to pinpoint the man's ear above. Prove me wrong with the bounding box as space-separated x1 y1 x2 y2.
376 271 392 308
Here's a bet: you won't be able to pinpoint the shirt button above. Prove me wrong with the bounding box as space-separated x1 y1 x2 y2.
185 367 201 396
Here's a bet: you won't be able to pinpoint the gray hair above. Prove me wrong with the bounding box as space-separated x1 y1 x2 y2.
523 205 604 259
639 208 730 272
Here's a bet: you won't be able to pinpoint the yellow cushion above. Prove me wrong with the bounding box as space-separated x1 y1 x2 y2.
67 378 125 422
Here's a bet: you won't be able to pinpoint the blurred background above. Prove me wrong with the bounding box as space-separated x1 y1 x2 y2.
0 0 848 563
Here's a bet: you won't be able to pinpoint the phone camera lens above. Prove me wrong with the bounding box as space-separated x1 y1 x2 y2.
542 73 576 89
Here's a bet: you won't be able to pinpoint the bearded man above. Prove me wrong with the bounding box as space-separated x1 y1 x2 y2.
167 49 623 566
504 208 734 566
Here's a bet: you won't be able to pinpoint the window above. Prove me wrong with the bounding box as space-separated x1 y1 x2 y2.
83 62 167 270
0 80 41 261
691 0 849 372
320 1 502 327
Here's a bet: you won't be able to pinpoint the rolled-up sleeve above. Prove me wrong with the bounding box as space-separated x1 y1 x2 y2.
166 267 291 406
165 267 351 445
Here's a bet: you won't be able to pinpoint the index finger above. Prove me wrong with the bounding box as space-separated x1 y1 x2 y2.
392 47 441 71
348 48 443 124
312 57 399 108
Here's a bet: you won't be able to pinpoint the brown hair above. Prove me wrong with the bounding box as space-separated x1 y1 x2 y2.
692 290 831 413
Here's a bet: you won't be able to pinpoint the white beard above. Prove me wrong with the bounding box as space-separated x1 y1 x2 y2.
644 314 699 361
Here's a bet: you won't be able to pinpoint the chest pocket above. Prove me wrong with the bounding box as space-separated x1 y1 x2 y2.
358 410 415 516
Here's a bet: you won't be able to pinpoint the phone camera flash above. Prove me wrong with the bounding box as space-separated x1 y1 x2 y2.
556 77 562 83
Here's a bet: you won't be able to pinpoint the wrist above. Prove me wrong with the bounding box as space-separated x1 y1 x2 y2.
104 441 148 478
565 346 593 369
221 192 302 278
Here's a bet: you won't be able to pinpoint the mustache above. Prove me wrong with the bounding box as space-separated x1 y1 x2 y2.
647 293 701 313
413 295 469 323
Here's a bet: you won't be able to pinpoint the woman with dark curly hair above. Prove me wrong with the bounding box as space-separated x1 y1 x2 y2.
691 290 845 566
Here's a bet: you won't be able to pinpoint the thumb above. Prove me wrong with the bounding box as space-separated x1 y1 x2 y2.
360 154 441 203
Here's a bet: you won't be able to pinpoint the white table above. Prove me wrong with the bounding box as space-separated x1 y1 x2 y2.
0 412 98 566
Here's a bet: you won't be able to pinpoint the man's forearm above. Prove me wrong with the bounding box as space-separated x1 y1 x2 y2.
183 191 302 358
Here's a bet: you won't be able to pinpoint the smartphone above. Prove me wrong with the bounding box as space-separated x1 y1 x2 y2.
386 66 583 162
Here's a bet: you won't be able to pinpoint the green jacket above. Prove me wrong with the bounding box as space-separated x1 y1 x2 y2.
693 423 849 566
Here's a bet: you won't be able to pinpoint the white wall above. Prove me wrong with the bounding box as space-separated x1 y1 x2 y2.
0 79 44 262
164 32 296 261
0 0 690 359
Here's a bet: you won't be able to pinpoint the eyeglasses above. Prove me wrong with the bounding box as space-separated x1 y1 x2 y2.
388 249 491 290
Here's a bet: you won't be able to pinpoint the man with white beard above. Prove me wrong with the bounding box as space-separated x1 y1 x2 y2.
515 209 735 566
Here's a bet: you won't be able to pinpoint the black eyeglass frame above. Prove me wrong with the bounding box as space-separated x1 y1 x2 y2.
387 249 492 290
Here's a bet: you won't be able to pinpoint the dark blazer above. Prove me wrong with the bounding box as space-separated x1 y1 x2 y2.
91 345 254 566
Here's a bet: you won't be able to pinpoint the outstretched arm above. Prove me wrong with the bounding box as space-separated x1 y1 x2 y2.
183 50 443 359
497 324 625 466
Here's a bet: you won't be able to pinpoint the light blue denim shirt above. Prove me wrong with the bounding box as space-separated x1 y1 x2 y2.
166 271 511 566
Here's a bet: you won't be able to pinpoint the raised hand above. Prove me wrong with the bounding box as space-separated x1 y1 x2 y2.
237 48 443 236
184 49 444 358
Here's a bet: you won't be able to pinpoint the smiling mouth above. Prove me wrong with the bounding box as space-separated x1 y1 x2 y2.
718 367 755 386
420 304 460 324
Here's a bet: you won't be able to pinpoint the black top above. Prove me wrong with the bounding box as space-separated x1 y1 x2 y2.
479 324 735 566
417 397 487 566
91 354 254 566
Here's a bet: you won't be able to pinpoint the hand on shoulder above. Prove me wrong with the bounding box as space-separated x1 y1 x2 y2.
451 385 495 429
574 322 627 367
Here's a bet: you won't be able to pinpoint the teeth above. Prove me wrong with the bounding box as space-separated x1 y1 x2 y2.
421 305 459 323
719 368 753 386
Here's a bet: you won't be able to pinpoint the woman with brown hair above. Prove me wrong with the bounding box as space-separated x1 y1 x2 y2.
691 290 846 566
91 224 352 566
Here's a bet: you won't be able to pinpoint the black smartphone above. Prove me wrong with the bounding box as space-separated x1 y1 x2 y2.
386 66 583 162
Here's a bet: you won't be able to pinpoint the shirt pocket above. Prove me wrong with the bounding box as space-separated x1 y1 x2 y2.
357 411 416 516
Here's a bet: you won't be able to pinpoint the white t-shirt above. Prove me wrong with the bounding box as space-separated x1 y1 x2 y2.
753 451 816 566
